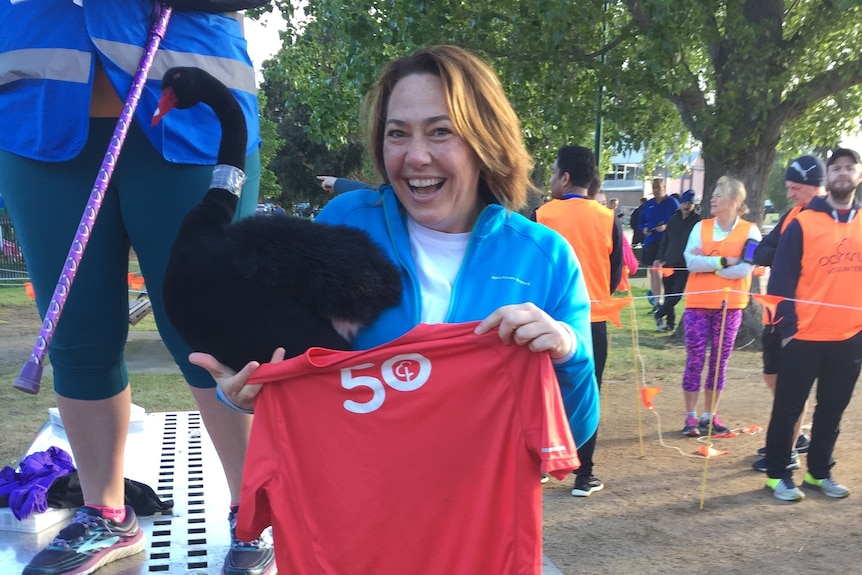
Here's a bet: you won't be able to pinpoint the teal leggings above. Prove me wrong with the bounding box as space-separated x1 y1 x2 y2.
0 119 260 399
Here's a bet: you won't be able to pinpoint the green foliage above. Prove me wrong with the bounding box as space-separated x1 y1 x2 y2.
262 0 862 221
257 90 284 201
260 68 367 210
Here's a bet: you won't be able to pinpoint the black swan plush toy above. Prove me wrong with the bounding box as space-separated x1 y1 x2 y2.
153 67 402 372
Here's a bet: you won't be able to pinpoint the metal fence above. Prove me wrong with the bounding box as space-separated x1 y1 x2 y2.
0 213 28 283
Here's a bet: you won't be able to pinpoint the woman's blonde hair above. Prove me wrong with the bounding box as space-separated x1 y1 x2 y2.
715 175 750 216
363 45 534 210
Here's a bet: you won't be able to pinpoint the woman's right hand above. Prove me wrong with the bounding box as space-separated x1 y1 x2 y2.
189 348 285 411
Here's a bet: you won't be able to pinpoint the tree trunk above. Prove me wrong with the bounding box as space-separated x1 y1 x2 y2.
700 142 777 223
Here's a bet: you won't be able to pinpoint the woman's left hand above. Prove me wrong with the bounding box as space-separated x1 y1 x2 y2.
474 303 572 360
189 347 286 411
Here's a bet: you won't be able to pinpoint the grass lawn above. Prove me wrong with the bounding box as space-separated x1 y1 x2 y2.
0 280 679 468
0 279 196 467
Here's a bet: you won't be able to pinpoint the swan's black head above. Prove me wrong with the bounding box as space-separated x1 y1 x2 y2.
151 66 247 170
152 67 219 125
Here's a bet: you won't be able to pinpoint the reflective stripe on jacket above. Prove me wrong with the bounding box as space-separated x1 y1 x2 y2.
0 0 259 164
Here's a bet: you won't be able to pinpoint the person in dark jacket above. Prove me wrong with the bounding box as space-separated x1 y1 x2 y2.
763 147 862 501
749 155 825 473
653 190 700 331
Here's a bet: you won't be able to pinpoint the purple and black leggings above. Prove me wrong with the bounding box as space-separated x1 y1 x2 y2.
682 307 743 392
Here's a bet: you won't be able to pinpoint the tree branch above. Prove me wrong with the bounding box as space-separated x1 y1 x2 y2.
775 57 862 125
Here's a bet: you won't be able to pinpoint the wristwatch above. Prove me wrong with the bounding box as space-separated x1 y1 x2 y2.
720 257 728 268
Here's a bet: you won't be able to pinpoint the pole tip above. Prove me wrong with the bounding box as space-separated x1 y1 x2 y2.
13 361 43 394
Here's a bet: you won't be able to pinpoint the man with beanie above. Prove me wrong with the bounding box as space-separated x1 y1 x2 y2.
750 154 826 472
653 190 701 332
536 145 623 497
763 148 862 501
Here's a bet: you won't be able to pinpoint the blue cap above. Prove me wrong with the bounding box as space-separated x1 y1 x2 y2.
680 190 696 204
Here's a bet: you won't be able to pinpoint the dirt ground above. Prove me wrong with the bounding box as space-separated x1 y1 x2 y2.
0 301 42 375
542 338 862 574
2 302 862 574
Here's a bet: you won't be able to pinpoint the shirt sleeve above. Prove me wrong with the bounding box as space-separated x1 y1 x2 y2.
716 223 761 280
769 220 803 338
752 211 787 266
333 178 376 195
656 217 671 261
683 221 715 272
520 350 580 480
609 218 623 292
546 241 600 449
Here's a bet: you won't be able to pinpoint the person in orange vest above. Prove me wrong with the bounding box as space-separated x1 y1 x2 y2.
535 145 623 497
763 148 862 501
750 155 826 473
681 176 761 437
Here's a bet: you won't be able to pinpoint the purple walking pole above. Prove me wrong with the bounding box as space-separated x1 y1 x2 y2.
14 4 173 394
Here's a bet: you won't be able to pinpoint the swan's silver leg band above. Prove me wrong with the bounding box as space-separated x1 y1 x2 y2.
210 164 246 197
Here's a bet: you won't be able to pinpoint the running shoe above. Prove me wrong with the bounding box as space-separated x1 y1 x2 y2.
223 508 277 575
22 505 144 575
803 473 850 498
572 475 604 497
765 478 805 501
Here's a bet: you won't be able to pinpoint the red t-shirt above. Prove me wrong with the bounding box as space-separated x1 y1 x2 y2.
238 321 579 575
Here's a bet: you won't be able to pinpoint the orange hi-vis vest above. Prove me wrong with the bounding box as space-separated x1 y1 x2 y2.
537 198 614 322
793 210 862 341
685 218 754 310
763 205 804 325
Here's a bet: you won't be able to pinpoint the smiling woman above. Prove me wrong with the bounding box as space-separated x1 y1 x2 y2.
190 44 601 575
194 44 600 470
381 74 482 233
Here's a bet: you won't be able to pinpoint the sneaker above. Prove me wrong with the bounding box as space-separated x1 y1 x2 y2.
572 475 604 497
682 416 701 437
751 451 800 473
757 434 811 457
224 508 277 575
22 505 145 575
540 473 550 484
803 473 850 498
656 323 673 333
699 414 730 435
765 478 805 501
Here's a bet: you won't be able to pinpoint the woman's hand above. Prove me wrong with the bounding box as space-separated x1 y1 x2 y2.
189 348 286 411
474 303 573 360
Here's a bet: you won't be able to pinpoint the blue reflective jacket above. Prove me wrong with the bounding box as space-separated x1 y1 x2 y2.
0 0 259 163
316 186 600 446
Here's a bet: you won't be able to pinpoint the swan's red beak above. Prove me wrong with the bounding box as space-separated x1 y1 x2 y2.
151 86 178 126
